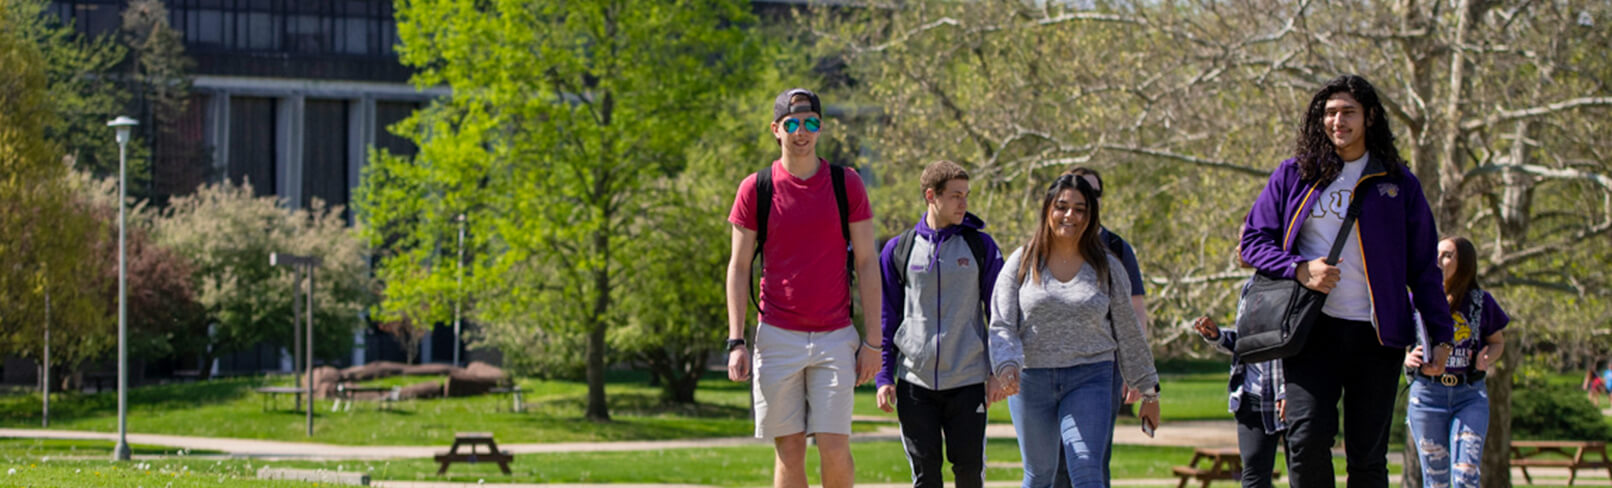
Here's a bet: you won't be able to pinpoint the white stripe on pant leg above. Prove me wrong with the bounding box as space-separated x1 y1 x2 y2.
899 416 919 485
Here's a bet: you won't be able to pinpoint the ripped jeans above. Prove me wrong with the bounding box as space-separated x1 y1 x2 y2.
1406 376 1490 488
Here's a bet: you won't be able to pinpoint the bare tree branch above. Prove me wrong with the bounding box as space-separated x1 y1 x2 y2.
1482 217 1612 278
1488 277 1581 294
1465 163 1612 192
1460 97 1612 131
1099 145 1271 177
1147 271 1252 287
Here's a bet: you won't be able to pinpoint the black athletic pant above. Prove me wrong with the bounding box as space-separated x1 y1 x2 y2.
897 381 988 488
1282 315 1403 488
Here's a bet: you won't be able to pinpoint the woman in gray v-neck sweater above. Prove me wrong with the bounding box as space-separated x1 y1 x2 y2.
987 174 1160 488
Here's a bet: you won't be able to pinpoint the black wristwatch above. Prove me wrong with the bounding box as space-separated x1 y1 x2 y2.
726 338 747 351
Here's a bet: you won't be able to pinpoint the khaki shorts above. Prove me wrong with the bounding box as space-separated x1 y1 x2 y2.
752 322 859 439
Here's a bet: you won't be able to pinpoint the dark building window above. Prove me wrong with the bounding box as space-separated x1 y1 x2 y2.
374 101 420 158
153 94 214 198
47 1 121 37
302 99 349 211
228 96 276 196
161 0 397 57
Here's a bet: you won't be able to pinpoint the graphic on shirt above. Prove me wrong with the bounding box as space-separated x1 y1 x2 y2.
1451 312 1472 343
1446 312 1473 369
957 258 971 268
1310 188 1354 221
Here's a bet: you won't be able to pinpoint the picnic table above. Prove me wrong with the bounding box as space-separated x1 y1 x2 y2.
1172 447 1278 488
253 386 304 412
1511 440 1612 486
435 432 513 475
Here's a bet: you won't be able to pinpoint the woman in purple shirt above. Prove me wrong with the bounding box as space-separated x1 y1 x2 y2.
1404 237 1509 488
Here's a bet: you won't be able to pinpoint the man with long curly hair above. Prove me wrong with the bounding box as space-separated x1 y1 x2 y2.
1239 75 1455 488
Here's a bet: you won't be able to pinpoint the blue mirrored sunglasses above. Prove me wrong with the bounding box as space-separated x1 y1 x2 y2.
782 117 821 134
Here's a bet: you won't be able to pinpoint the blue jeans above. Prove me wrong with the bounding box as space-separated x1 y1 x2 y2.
1009 362 1116 488
1405 376 1490 488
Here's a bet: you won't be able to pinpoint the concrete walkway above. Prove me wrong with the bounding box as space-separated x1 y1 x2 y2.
370 482 1192 488
0 420 1235 460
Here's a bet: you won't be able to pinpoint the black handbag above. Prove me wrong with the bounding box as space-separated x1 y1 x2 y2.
1234 187 1366 363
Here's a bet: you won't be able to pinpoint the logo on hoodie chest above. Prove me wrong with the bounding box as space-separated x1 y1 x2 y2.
957 258 971 268
1378 183 1400 198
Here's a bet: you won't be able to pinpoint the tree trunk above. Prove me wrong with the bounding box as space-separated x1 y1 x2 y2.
584 316 610 420
584 223 612 422
1434 0 1474 229
666 366 700 405
1404 427 1424 488
1482 353 1514 488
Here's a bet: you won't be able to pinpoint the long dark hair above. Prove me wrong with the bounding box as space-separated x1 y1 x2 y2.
1443 236 1479 310
1294 75 1407 182
1017 174 1110 286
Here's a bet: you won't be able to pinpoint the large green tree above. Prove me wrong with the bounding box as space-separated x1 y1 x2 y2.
612 86 788 404
0 0 106 370
365 0 765 420
11 0 149 195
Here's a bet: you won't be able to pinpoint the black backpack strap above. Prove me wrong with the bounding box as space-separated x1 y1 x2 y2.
830 165 854 320
831 165 850 246
749 167 774 314
892 229 918 288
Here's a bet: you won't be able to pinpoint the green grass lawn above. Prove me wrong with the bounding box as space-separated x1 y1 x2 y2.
0 441 1193 486
0 459 322 487
0 438 223 457
0 439 1413 486
0 368 1235 446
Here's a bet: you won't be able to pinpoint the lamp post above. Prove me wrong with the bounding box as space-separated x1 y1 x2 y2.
107 115 137 461
42 283 50 428
271 253 322 436
454 213 465 367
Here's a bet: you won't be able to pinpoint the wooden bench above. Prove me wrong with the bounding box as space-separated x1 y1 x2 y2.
435 432 513 475
1511 440 1612 486
1172 447 1279 488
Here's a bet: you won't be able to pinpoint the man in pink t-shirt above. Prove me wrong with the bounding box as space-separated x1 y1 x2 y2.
725 88 882 488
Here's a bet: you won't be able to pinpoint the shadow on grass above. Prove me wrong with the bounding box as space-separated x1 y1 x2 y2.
0 438 226 457
528 390 748 420
0 377 264 426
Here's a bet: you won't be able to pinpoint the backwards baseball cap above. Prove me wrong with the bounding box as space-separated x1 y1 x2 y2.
773 88 822 121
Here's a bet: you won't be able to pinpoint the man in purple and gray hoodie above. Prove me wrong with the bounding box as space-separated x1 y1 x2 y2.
1240 74 1454 488
876 160 1005 488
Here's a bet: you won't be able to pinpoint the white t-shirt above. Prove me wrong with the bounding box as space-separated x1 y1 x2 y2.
1295 154 1372 321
